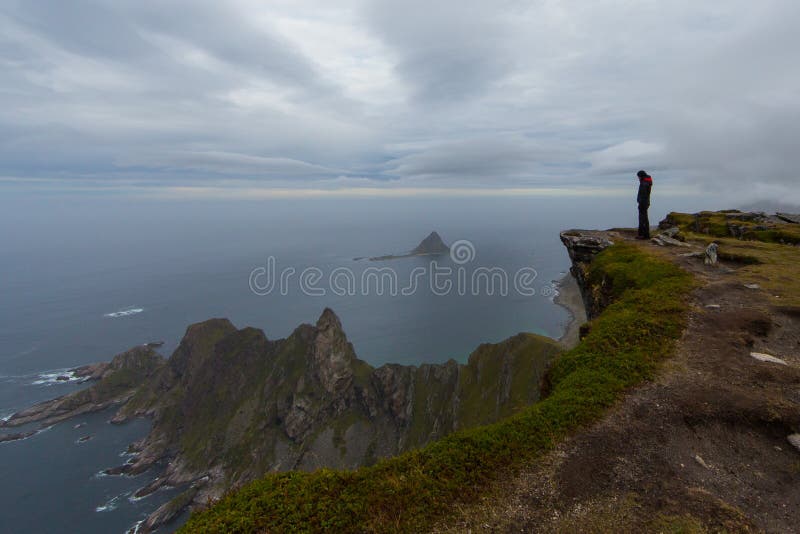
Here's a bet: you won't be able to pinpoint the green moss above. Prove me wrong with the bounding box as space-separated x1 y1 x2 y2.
649 514 709 534
180 243 693 533
352 359 373 386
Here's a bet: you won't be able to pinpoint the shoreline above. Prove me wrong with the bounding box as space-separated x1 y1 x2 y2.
553 271 587 349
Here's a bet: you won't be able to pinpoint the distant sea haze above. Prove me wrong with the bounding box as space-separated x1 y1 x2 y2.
0 192 719 533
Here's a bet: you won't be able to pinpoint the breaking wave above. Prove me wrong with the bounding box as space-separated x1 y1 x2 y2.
95 492 130 512
31 369 86 386
104 307 144 318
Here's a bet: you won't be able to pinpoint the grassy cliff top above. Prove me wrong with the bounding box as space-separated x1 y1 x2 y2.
663 210 800 306
180 241 694 533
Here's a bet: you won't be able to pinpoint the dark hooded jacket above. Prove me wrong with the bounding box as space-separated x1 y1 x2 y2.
637 175 653 207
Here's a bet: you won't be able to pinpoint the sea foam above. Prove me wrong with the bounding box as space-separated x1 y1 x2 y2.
31 369 84 386
95 493 126 512
104 307 144 318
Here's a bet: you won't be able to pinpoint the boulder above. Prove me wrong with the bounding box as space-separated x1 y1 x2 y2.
704 243 718 265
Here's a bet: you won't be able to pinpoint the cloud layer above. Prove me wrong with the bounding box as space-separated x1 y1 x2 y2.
1 0 797 201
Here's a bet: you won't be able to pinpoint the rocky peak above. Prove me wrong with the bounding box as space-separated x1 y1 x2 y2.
316 307 343 332
169 318 236 383
312 308 357 395
412 231 449 255
108 346 163 374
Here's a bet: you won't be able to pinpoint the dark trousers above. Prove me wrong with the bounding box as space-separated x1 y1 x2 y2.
638 204 650 238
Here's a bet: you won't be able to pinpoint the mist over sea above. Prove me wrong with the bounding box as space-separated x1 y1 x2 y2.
0 191 720 532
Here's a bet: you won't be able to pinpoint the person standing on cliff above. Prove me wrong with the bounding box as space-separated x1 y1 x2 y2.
636 170 653 239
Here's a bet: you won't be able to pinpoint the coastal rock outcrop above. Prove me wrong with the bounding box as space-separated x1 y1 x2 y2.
0 346 164 428
560 230 614 319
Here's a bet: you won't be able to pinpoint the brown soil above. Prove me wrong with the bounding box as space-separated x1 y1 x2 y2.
436 230 800 533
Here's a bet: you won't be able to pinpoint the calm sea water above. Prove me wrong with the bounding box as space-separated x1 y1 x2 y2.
0 191 719 533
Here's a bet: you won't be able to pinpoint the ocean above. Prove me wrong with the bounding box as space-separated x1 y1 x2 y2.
0 191 718 533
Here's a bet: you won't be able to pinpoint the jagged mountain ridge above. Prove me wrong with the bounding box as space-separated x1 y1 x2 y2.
2 308 560 530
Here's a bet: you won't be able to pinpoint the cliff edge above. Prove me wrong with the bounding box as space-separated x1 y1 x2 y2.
441 214 800 533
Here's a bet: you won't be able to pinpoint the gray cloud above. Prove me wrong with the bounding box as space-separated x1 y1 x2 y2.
383 135 578 184
364 0 519 104
119 150 341 178
0 0 797 202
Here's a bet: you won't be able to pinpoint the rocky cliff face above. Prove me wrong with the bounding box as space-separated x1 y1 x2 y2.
560 230 614 319
4 308 560 531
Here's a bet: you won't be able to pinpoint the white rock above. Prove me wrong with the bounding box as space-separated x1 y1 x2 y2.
704 243 718 265
750 352 788 365
694 454 710 469
744 283 761 289
788 434 800 452
652 235 693 247
705 304 721 309
662 226 681 238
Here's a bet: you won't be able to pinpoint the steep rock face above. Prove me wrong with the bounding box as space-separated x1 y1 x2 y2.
7 308 561 531
311 308 358 396
138 313 558 529
169 318 237 386
560 230 614 319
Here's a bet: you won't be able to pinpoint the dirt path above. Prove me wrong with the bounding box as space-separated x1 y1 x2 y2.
437 230 800 533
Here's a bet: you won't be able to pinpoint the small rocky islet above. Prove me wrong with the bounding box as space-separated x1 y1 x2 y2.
357 230 450 261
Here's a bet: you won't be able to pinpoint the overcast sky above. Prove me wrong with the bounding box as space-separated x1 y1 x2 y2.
1 0 797 202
